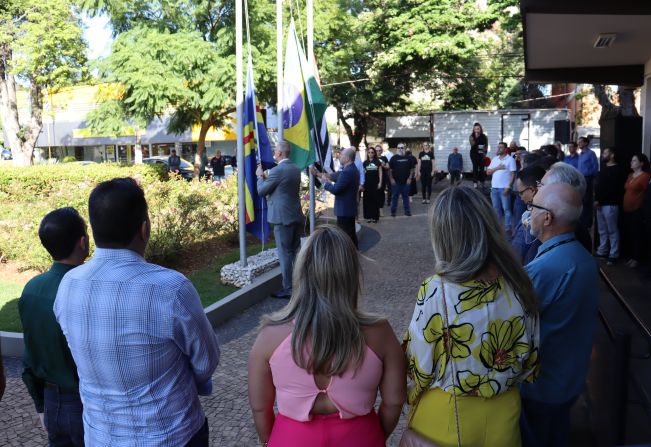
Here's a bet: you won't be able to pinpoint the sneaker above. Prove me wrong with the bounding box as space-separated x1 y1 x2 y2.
422 200 427 204
474 183 478 188
606 257 617 265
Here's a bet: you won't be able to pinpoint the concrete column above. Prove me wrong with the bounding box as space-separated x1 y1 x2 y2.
641 59 651 158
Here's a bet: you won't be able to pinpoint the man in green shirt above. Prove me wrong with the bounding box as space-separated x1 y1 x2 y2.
19 207 89 446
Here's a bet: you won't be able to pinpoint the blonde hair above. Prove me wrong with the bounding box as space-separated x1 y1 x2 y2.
429 186 538 315
262 225 383 375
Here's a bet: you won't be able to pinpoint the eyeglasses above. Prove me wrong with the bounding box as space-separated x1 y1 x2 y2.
526 202 553 216
517 186 533 196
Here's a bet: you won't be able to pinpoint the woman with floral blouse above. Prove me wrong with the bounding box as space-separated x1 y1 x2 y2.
404 186 539 447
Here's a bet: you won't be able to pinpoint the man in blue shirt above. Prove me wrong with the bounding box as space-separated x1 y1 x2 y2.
564 141 579 169
55 178 220 446
577 136 599 228
520 182 599 447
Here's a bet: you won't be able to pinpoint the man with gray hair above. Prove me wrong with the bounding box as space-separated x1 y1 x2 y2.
520 182 599 447
257 141 303 299
540 162 592 252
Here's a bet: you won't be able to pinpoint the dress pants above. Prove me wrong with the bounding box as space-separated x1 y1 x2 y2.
336 216 358 248
274 222 302 294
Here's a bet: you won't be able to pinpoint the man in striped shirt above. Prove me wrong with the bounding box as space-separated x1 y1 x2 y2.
55 178 220 446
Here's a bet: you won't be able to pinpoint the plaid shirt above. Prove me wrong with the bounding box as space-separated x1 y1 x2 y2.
54 248 220 446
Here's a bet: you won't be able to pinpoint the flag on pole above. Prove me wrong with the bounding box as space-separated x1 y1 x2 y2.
283 19 316 169
307 54 332 172
244 55 271 242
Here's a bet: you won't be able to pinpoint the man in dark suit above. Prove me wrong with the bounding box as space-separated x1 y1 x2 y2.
317 147 360 248
257 141 304 299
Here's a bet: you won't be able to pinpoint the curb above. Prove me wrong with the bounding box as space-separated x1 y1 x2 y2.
0 268 283 359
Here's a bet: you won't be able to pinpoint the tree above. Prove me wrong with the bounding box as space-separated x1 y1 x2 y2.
82 0 275 177
593 84 639 120
0 0 87 165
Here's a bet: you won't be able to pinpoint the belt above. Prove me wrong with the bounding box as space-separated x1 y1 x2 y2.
45 382 79 394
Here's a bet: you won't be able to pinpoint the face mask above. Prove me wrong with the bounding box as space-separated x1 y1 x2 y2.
521 210 531 229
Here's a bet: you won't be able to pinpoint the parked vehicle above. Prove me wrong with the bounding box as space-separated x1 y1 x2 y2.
1 147 12 160
143 156 194 181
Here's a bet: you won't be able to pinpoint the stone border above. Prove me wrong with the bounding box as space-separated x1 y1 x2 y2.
0 331 23 358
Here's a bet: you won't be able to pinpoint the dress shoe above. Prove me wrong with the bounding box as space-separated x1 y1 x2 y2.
271 290 291 299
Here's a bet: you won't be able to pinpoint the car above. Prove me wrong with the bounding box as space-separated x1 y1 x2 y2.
1 147 12 160
142 156 194 181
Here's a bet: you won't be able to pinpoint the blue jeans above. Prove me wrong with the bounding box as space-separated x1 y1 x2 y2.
44 384 84 447
491 187 513 230
390 183 410 215
596 205 619 258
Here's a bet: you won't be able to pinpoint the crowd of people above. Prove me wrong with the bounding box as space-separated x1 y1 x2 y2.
10 130 651 447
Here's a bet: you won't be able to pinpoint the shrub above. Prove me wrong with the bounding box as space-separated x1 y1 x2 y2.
0 163 237 271
62 156 77 163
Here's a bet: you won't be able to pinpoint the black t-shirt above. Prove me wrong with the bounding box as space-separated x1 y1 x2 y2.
363 159 381 188
418 151 434 174
389 155 414 184
470 133 488 156
210 157 226 176
595 163 627 206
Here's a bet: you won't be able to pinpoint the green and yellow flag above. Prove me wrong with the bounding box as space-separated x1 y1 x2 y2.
282 19 315 169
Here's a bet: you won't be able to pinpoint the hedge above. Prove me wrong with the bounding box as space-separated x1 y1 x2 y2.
0 163 239 271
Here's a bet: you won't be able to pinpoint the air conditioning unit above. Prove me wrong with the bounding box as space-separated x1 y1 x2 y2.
594 33 617 49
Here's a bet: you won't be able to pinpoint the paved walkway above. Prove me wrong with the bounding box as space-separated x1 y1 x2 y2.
0 184 442 446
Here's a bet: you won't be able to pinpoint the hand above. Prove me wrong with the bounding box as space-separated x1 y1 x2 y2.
38 413 45 431
377 184 383 190
503 188 511 196
309 166 318 177
406 179 411 185
416 175 420 181
256 165 264 177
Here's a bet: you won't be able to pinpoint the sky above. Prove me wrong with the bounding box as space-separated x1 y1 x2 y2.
82 13 113 60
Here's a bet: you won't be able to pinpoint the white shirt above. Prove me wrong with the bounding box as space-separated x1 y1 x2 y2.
489 154 516 189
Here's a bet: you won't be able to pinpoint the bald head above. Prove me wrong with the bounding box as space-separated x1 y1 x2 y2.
537 183 582 227
341 147 356 164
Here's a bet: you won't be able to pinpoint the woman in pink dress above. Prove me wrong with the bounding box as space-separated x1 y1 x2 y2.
248 225 406 447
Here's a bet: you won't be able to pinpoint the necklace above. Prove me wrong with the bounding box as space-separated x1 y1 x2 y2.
534 237 576 259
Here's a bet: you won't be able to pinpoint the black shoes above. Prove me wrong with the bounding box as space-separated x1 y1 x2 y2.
271 290 291 299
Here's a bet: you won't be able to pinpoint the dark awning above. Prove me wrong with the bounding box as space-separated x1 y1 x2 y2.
520 0 651 86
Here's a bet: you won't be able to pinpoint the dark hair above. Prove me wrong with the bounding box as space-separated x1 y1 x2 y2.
498 141 507 148
522 151 543 168
472 122 484 134
541 144 558 158
578 136 590 144
568 142 578 148
38 208 86 261
89 178 148 247
602 147 616 160
517 165 546 188
633 153 651 172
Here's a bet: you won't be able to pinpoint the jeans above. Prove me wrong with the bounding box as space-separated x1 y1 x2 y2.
491 188 513 230
390 183 410 215
520 397 575 447
44 384 84 447
337 216 358 248
449 170 461 185
185 418 209 447
596 205 620 258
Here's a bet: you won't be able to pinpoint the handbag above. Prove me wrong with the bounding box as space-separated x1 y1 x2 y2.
399 280 461 447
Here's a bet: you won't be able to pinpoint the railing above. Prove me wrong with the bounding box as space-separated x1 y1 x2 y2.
597 268 651 444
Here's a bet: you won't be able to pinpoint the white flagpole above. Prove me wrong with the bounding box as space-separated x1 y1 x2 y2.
307 0 316 234
236 0 247 266
277 0 284 141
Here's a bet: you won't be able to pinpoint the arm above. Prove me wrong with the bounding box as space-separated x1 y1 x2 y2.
257 165 282 197
378 165 383 189
18 299 45 413
377 322 407 438
324 168 353 195
173 281 220 393
431 156 436 177
248 331 276 445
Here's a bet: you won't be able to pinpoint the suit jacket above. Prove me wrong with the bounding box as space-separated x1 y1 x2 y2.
324 163 359 217
257 159 303 225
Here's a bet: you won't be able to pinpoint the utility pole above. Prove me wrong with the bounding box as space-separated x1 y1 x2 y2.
236 0 247 266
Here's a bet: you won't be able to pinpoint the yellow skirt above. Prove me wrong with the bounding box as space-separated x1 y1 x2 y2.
409 387 522 447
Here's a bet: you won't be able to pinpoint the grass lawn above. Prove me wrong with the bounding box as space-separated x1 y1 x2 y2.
190 241 276 308
0 241 276 333
0 281 25 332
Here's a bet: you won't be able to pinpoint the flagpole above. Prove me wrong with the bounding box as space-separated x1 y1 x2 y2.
236 0 247 267
277 0 284 141
307 0 316 234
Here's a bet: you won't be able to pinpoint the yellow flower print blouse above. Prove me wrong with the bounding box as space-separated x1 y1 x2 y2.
404 275 539 404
